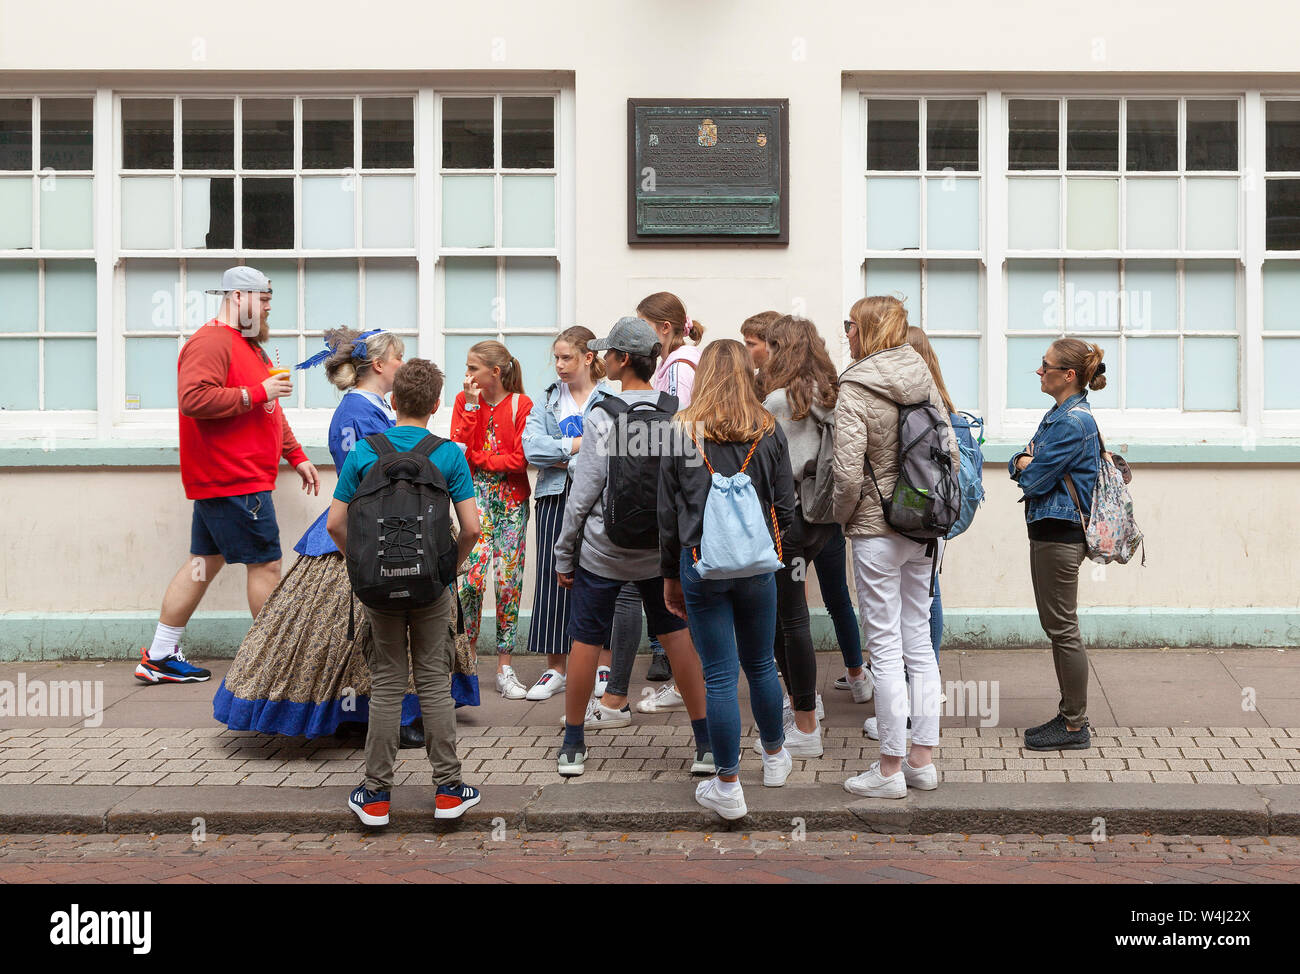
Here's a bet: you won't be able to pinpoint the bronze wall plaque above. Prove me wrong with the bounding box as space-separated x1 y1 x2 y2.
628 99 789 245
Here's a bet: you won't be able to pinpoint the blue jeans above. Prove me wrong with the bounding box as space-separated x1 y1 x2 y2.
930 574 943 660
679 551 785 777
812 523 863 669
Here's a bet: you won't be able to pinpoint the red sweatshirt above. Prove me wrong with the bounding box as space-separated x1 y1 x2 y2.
177 321 309 500
450 390 533 504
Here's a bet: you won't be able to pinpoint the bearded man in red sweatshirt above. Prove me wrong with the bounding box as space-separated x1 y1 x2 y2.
136 266 320 685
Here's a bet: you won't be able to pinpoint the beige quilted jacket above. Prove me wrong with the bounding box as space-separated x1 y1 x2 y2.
832 344 961 539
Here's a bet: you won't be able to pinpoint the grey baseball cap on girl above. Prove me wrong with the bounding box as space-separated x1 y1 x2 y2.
588 316 661 357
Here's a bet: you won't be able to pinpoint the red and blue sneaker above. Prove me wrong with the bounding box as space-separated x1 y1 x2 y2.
134 647 211 685
434 782 481 820
348 784 391 827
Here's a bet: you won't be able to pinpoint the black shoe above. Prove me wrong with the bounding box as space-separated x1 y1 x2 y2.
399 721 425 749
334 721 367 741
1024 721 1091 752
646 654 672 682
1024 714 1066 742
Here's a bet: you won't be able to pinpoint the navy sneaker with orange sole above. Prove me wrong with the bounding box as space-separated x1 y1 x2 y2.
134 647 211 685
349 784 391 827
434 783 482 819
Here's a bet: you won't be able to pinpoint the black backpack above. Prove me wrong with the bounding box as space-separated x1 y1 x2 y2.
593 392 678 550
344 432 458 611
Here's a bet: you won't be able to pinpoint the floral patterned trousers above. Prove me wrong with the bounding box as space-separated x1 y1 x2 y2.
458 469 529 657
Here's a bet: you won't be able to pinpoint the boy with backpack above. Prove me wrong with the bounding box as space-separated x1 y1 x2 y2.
326 359 483 826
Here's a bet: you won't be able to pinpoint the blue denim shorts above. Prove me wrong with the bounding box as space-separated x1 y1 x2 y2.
191 491 282 565
567 565 687 646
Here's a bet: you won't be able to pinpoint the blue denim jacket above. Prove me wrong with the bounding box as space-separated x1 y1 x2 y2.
522 379 613 498
1007 392 1100 524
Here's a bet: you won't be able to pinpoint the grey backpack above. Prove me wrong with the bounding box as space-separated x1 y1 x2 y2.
862 398 961 542
797 411 837 525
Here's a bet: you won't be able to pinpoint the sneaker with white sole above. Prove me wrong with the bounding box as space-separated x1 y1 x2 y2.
691 746 716 775
594 666 610 698
557 743 587 776
636 683 685 713
557 697 633 729
496 666 528 700
833 669 874 703
781 722 823 758
782 693 824 723
761 746 793 787
695 777 747 820
525 668 566 701
844 761 907 799
902 758 939 791
348 783 391 827
862 716 911 741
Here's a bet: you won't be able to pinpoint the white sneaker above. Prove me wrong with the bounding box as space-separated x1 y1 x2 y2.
594 666 610 698
525 668 566 701
781 693 824 724
496 666 527 700
557 697 633 729
844 761 907 799
695 777 747 820
782 722 823 758
862 716 911 741
902 758 939 791
761 746 793 787
636 684 685 713
833 669 874 703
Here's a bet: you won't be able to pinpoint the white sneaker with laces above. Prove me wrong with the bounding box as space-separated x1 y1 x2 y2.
594 666 610 698
496 666 528 700
902 758 939 790
844 761 907 799
781 693 824 724
761 746 793 787
557 697 633 729
525 668 566 701
834 670 874 703
782 722 823 758
862 716 911 741
636 684 685 713
695 777 747 820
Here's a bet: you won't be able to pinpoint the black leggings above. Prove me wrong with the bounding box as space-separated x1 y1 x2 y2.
772 526 830 714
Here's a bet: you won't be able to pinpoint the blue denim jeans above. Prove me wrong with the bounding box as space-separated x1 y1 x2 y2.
679 550 785 777
812 523 864 670
929 574 943 660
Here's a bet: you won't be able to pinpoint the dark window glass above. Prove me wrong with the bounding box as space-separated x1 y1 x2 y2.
39 99 93 170
181 99 233 170
1265 101 1300 172
242 177 294 249
1186 101 1237 171
122 99 173 169
242 99 293 170
867 100 919 170
1066 100 1119 171
0 99 33 170
195 177 235 248
362 98 414 168
1266 179 1300 250
1126 100 1177 171
925 100 979 172
502 97 554 169
303 99 353 169
1008 99 1058 170
442 97 493 169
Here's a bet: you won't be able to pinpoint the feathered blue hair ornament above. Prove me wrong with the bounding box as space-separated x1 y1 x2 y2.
295 328 385 371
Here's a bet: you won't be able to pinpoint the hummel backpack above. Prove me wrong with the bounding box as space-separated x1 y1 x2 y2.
593 392 679 550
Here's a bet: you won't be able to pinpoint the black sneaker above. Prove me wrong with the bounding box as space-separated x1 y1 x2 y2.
1024 721 1091 752
1024 714 1066 742
646 654 672 682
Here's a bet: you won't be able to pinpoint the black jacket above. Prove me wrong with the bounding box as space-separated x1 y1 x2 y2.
658 424 798 580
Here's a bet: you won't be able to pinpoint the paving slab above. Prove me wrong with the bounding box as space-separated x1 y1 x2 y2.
0 785 137 832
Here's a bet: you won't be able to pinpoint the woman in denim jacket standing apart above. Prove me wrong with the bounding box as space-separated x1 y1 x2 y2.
1009 338 1107 752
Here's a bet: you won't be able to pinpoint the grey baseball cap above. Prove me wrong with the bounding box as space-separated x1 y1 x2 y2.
588 316 661 357
205 265 272 295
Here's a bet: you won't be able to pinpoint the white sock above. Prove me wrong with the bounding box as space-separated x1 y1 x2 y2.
716 777 741 794
149 623 185 661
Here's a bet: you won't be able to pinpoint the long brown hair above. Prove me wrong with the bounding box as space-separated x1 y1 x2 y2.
556 326 605 384
677 339 775 442
761 315 838 420
1050 338 1108 392
468 339 524 394
848 295 909 359
637 291 705 359
905 326 956 414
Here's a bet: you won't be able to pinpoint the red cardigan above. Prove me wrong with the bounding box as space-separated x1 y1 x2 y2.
177 321 309 500
450 390 533 504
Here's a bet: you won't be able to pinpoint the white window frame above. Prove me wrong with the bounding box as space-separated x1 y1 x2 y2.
1258 93 1300 435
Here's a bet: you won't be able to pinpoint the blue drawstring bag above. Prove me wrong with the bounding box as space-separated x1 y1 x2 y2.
691 433 784 580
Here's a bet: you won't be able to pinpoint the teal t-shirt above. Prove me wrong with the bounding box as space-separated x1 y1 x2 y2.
334 426 475 504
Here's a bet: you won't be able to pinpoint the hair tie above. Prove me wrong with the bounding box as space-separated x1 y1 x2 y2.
1095 362 1106 376
684 317 695 340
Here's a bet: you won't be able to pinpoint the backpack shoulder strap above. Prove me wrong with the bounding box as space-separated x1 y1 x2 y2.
1070 405 1106 454
673 358 697 372
1063 474 1089 528
655 391 679 413
595 396 628 417
365 432 396 456
412 433 447 458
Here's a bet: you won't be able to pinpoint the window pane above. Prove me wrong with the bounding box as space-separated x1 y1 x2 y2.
0 176 33 248
302 99 353 170
1065 260 1120 332
504 257 557 329
44 260 96 332
926 178 978 250
441 174 494 248
1007 260 1059 332
865 176 919 249
0 339 38 408
1007 178 1059 249
925 261 979 332
183 259 229 330
242 177 294 249
39 98 93 171
1066 100 1118 171
866 100 919 171
0 261 38 332
304 259 358 331
1266 179 1300 250
502 174 555 248
181 176 234 249
502 97 554 169
1125 178 1178 249
926 337 979 412
121 177 174 249
925 100 979 172
39 175 93 249
864 259 920 308
1186 100 1238 172
1262 261 1300 330
1125 100 1177 172
443 333 481 405
1185 178 1238 250
1265 101 1300 172
304 336 343 410
1183 337 1237 410
44 338 97 409
253 258 298 333
241 99 293 170
1125 337 1178 408
1008 99 1058 171
126 337 179 408
125 260 180 332
1122 260 1177 334
509 332 561 401
361 175 414 249
181 99 233 170
365 259 418 330
442 97 493 169
362 97 414 169
302 176 355 249
122 99 173 169
1264 338 1300 408
0 99 32 170
444 256 496 330
1065 178 1118 250
1184 260 1237 332
1006 337 1050 408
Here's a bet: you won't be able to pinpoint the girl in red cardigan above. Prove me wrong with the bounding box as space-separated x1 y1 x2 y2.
451 340 534 699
